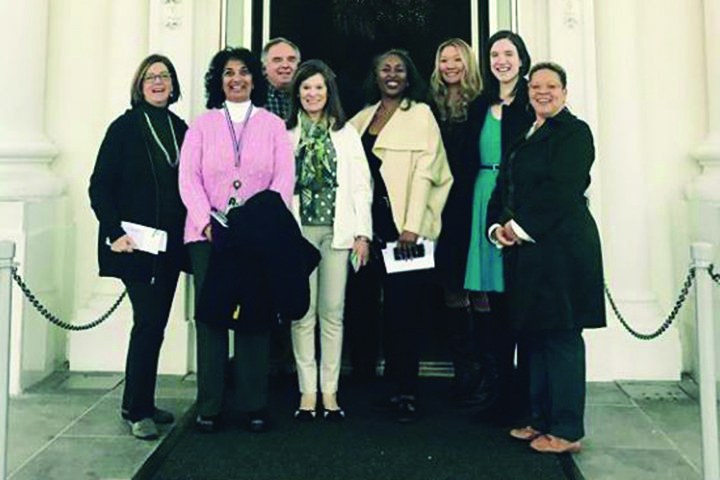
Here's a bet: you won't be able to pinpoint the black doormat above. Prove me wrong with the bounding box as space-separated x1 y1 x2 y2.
143 376 579 480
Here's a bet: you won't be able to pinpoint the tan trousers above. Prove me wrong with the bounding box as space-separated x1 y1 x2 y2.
291 225 349 394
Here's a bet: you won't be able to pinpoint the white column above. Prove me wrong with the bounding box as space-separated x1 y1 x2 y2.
593 0 681 379
0 0 66 394
0 0 61 198
688 0 720 201
0 241 16 478
686 0 720 380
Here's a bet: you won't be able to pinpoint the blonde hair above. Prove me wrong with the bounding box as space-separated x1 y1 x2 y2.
429 38 482 122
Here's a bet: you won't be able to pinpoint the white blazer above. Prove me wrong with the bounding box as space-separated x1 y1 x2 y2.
288 122 373 249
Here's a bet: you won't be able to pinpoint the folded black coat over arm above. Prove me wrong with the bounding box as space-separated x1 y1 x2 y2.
196 190 321 332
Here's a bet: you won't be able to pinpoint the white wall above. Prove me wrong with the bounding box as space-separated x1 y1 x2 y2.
593 0 707 380
635 0 707 378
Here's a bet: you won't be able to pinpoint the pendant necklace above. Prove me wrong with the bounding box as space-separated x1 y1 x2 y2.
223 102 254 207
143 112 179 167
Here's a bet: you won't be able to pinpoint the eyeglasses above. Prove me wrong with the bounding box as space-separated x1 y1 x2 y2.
143 72 172 83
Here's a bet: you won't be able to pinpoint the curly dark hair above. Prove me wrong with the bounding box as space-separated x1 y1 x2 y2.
130 54 181 107
285 60 346 131
204 47 267 109
483 30 532 104
362 49 427 110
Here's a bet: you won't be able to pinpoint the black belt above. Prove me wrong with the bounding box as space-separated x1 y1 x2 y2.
479 165 500 171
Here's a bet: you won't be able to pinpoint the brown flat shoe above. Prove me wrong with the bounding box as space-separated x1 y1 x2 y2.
530 434 582 453
509 426 542 441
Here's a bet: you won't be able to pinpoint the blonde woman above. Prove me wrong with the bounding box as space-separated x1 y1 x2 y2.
429 38 483 123
428 39 486 404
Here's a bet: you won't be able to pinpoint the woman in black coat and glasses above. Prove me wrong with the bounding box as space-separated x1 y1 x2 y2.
89 54 189 441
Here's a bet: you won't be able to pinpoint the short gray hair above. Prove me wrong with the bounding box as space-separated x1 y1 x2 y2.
261 37 301 65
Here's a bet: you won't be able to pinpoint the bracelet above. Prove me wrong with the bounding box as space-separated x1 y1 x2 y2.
355 235 370 243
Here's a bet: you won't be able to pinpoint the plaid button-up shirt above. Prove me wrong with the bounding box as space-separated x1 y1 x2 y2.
265 85 291 120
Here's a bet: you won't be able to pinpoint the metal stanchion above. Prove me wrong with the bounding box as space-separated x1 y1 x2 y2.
692 242 719 480
0 241 15 480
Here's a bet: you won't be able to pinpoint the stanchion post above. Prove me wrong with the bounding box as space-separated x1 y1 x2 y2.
692 242 719 480
0 241 15 480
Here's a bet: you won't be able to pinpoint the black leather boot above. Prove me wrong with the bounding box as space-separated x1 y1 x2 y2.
457 310 499 409
445 306 482 401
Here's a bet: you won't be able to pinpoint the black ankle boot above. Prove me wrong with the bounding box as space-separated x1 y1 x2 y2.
458 353 499 409
457 310 499 409
445 307 480 399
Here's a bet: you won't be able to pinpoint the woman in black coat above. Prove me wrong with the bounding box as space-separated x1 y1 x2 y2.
89 54 189 440
428 38 484 402
487 62 605 453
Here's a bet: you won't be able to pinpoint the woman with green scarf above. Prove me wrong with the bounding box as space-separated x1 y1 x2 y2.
286 60 373 421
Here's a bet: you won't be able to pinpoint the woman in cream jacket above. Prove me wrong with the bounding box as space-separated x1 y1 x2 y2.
286 60 372 421
348 49 452 423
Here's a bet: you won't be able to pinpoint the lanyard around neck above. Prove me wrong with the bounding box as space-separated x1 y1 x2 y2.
223 103 254 168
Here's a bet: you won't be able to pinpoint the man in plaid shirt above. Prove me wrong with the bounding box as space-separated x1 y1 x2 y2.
262 37 301 120
261 40 301 379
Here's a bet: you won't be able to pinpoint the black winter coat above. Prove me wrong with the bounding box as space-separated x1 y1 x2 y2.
195 190 321 333
486 108 605 331
434 81 533 291
89 105 190 282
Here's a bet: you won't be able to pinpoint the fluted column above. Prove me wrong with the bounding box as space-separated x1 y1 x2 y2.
0 0 66 394
0 0 61 198
594 0 681 379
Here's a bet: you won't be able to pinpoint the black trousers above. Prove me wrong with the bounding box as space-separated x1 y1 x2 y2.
383 268 430 395
344 256 384 381
525 328 586 441
345 250 429 396
487 293 530 419
189 242 270 417
121 259 180 422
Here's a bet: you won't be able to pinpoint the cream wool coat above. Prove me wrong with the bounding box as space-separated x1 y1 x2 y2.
289 122 373 249
350 101 453 240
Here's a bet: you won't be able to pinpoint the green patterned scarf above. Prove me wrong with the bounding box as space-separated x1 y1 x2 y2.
295 113 338 225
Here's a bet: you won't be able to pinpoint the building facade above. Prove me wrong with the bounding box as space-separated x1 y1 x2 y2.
0 0 717 394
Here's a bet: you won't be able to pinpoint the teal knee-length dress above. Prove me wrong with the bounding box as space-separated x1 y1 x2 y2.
464 109 504 292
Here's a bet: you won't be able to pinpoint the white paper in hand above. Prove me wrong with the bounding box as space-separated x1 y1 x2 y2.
382 239 435 274
117 221 167 254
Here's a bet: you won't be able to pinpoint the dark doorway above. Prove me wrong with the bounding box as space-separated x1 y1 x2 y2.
254 0 488 117
253 0 490 365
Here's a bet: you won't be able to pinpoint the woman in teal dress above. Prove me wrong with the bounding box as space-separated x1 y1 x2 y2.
464 31 534 425
465 110 503 292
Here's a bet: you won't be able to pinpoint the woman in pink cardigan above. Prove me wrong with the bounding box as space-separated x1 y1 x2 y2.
179 47 294 433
